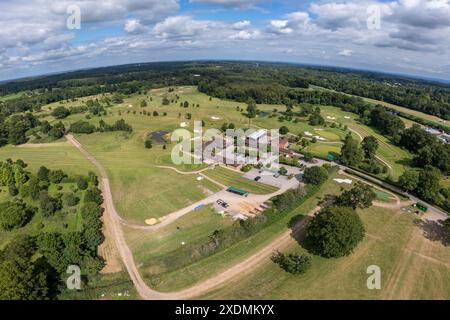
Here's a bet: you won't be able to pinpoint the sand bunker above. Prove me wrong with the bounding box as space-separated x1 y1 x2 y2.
145 218 158 225
334 178 353 184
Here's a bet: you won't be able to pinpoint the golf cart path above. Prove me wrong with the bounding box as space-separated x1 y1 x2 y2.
155 165 228 189
346 127 394 174
65 134 306 299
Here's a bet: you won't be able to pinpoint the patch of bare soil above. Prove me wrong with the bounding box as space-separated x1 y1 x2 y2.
99 210 123 274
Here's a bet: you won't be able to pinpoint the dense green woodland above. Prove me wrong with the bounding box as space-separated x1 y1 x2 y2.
0 159 104 299
1 61 449 119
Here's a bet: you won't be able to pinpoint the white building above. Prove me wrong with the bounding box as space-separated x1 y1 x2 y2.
247 129 268 144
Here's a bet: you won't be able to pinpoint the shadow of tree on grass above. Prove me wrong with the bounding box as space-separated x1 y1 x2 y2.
414 219 450 247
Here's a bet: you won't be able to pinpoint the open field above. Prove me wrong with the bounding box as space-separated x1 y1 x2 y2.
59 272 139 300
124 205 233 280
0 143 95 176
44 87 276 222
135 171 348 292
201 205 450 299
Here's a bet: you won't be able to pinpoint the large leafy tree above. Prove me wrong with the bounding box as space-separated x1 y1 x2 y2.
306 206 365 258
0 236 49 300
303 166 328 185
84 187 103 205
336 182 376 209
416 166 442 204
361 136 379 160
308 107 325 126
0 201 33 231
398 170 420 192
51 106 70 119
340 135 363 166
246 99 258 119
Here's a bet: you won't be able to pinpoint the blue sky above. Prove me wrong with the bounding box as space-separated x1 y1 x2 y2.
1 0 450 81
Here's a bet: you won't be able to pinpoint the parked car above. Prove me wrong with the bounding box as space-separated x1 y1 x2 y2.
273 173 281 178
254 176 262 182
216 199 229 208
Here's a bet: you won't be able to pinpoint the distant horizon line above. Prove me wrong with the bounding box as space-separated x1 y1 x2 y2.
1 59 449 86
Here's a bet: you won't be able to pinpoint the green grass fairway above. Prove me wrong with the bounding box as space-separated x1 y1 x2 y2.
374 189 396 202
0 143 95 176
304 143 342 159
202 166 278 195
311 85 435 130
111 167 221 222
347 123 413 180
201 206 450 300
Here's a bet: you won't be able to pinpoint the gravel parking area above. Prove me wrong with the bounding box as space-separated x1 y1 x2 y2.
243 166 303 188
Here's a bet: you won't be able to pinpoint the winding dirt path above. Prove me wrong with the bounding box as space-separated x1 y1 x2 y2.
155 165 228 189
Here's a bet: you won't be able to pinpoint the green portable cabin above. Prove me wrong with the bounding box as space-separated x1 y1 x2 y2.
227 186 249 197
416 203 428 212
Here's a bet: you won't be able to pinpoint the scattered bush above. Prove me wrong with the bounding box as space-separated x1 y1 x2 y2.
303 166 328 185
8 184 18 197
51 106 70 119
0 201 33 231
336 182 376 209
64 193 80 207
271 251 312 274
84 187 103 205
145 140 153 149
39 192 62 217
76 176 88 190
